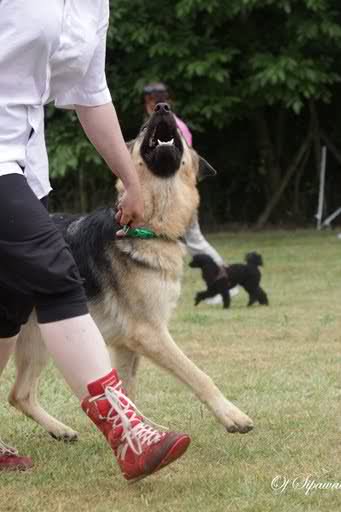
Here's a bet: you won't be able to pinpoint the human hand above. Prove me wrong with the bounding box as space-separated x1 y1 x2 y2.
115 184 144 236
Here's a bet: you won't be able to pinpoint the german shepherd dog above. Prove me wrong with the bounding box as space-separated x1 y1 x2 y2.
7 103 253 441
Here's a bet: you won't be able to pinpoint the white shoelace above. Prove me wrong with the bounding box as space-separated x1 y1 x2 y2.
0 438 18 456
89 380 167 460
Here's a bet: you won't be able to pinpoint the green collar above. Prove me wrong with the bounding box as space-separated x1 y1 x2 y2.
122 225 159 239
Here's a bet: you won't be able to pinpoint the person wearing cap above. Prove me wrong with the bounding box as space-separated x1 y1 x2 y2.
0 2 190 478
143 83 239 304
143 83 193 147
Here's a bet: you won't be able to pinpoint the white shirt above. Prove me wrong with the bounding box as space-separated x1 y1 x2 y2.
0 0 112 198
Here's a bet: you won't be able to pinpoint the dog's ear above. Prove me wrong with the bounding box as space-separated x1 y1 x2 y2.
198 156 217 182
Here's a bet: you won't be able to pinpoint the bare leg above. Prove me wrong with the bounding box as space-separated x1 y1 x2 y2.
39 314 112 399
0 335 18 454
0 335 18 447
10 318 190 481
9 319 78 441
0 334 33 470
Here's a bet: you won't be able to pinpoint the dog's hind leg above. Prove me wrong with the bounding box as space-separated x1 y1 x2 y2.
257 287 269 305
107 344 141 400
128 326 253 434
9 316 78 442
247 295 257 306
246 286 268 306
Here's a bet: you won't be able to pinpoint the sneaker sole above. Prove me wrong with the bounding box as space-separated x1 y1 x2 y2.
127 434 191 483
0 458 33 472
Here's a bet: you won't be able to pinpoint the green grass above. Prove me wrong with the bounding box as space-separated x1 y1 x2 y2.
1 229 341 512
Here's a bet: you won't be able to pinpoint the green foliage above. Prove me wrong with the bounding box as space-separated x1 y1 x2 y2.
47 109 102 179
106 0 341 116
47 0 341 223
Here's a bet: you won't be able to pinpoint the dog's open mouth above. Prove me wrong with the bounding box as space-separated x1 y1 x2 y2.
140 104 184 178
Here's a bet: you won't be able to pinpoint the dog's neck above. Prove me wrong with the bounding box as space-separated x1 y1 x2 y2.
117 166 199 241
139 166 199 240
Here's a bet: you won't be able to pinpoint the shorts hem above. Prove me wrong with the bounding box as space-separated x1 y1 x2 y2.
37 302 89 324
0 325 21 338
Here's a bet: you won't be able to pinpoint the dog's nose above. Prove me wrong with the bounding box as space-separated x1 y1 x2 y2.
154 102 171 114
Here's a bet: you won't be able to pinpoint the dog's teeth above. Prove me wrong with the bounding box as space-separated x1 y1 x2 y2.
157 138 174 146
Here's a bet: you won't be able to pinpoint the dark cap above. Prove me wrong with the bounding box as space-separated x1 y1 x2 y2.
143 82 169 95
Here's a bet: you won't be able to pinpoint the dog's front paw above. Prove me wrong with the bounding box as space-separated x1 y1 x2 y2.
194 293 201 306
213 398 254 434
48 425 79 443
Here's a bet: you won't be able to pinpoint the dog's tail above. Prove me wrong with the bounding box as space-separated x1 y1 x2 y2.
245 252 263 267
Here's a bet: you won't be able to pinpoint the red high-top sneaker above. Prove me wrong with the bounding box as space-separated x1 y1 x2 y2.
0 439 33 471
81 369 190 482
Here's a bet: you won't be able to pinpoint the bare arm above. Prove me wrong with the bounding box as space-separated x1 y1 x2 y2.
75 102 144 227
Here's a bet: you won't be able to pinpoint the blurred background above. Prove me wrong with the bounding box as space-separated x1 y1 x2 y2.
47 0 341 230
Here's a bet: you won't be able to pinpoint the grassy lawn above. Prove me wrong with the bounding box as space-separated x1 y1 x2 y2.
1 229 341 512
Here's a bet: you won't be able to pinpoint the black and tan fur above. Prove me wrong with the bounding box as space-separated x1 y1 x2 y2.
6 104 253 440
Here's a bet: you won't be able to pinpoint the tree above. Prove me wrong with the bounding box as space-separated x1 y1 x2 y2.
47 0 341 225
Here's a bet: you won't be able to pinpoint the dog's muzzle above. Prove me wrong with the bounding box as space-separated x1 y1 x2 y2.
140 103 184 178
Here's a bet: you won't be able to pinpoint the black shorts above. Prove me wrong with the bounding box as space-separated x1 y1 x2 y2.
0 174 88 337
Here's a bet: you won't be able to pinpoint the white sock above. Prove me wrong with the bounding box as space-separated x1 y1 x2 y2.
39 314 112 400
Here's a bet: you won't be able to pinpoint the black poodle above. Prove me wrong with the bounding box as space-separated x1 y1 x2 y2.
189 252 269 309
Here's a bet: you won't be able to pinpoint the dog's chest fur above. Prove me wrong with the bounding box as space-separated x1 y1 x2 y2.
52 210 184 343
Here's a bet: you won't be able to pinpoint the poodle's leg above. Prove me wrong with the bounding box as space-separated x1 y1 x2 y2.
221 290 231 309
243 285 257 306
247 295 257 306
257 287 269 305
107 344 141 400
195 288 219 306
9 317 78 441
195 290 209 305
126 326 254 434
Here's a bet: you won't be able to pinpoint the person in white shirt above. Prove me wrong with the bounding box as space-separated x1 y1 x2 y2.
0 0 190 478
